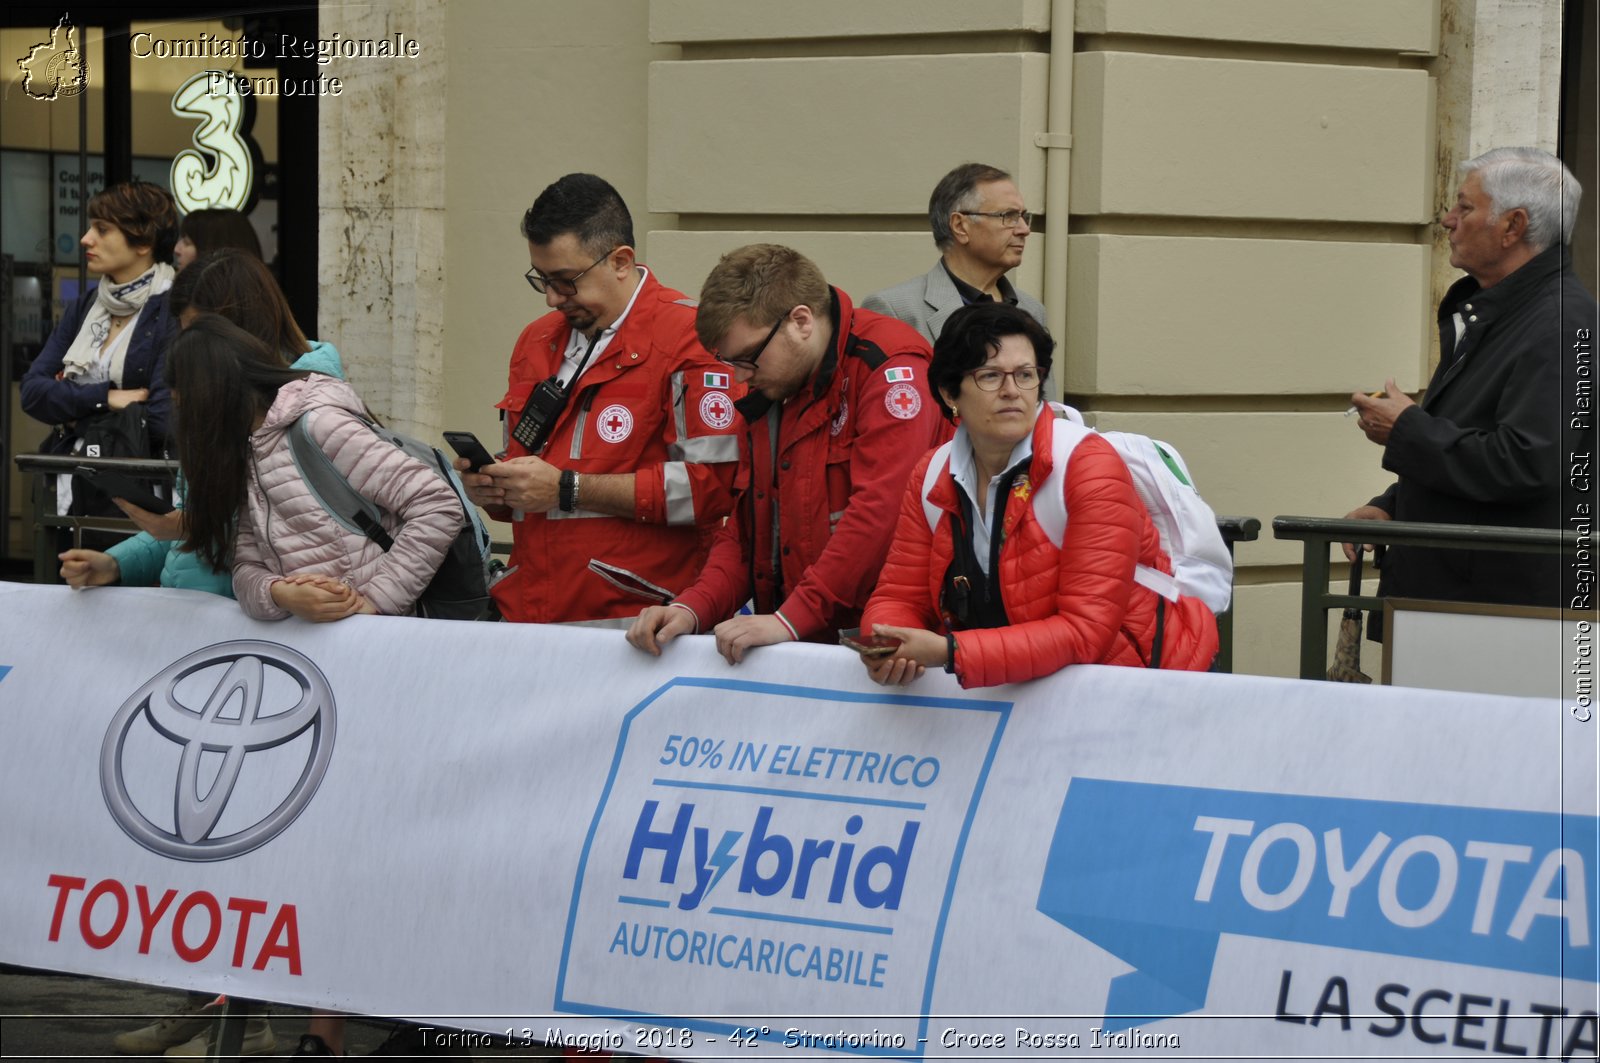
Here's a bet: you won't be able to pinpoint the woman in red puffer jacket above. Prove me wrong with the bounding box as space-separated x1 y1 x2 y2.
857 303 1217 687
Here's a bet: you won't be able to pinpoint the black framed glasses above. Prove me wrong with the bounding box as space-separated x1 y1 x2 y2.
967 365 1042 391
717 307 795 369
525 249 614 295
961 209 1034 229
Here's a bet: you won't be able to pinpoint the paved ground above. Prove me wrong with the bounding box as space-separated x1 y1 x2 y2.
0 965 560 1060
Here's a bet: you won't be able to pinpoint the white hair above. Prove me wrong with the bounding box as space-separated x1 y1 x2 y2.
1461 147 1583 252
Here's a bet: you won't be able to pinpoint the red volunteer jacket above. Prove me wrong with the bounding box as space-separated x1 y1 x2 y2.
861 408 1218 686
672 289 948 640
491 269 741 623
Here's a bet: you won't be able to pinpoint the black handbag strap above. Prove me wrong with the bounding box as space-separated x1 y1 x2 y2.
1148 597 1166 669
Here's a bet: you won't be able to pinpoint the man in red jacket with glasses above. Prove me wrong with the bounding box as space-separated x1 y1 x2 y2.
627 243 947 663
460 174 742 624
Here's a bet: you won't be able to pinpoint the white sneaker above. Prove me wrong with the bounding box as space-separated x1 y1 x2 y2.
164 1018 277 1057
113 1000 215 1055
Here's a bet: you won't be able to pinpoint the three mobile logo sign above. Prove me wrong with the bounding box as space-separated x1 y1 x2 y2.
556 677 1008 1055
1038 779 1598 1054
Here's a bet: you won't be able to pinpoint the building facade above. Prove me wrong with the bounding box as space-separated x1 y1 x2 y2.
4 0 1592 676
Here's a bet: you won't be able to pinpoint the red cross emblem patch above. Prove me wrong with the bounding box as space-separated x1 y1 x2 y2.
699 391 735 430
596 403 634 443
884 382 922 420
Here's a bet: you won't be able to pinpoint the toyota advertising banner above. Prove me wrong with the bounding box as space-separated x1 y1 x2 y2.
1 582 1596 1059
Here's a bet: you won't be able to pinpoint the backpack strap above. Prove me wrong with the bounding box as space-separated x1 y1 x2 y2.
1148 598 1166 668
845 336 888 371
920 440 955 534
1030 416 1094 547
286 412 394 551
1038 413 1182 602
1131 561 1180 601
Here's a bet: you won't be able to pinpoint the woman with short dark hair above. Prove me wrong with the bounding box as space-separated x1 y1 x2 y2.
172 207 262 271
23 179 179 437
857 302 1218 686
22 181 180 547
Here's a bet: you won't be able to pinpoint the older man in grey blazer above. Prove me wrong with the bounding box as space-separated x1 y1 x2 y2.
864 162 1048 344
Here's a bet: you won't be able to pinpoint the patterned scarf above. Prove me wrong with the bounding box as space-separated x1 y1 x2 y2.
59 262 175 385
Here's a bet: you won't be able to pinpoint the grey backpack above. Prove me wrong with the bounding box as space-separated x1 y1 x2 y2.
287 413 499 621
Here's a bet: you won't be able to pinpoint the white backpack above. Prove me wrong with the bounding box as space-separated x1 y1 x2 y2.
920 404 1233 613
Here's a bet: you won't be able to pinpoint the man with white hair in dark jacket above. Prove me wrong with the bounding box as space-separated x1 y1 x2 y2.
1345 146 1598 623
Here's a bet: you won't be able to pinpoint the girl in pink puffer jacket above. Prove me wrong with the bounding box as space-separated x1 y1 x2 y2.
168 313 462 621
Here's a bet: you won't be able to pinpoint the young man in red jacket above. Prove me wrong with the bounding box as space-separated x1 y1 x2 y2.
627 243 947 663
460 174 742 624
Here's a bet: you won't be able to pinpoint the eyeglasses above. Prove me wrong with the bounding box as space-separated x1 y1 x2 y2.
967 365 1043 391
717 307 795 369
525 249 614 295
961 209 1034 230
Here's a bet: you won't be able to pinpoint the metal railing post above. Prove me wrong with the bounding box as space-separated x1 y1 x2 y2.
31 467 54 585
207 996 246 1061
15 455 181 583
1273 516 1576 681
1298 538 1332 680
1214 516 1260 674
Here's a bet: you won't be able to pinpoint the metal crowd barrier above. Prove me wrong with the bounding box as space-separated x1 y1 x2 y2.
13 455 1260 676
14 453 181 585
1271 515 1576 680
1214 516 1260 674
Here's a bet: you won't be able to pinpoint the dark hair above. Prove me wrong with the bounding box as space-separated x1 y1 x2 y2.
179 208 263 261
520 173 634 255
168 313 309 567
930 303 1054 422
168 248 309 362
87 179 179 263
929 163 1012 250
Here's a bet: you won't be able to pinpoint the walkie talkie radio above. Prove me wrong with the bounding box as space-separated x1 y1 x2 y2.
509 333 606 453
510 376 570 453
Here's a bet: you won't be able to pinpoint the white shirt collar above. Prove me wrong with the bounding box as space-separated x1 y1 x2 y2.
948 424 1034 505
558 265 650 383
947 424 1034 575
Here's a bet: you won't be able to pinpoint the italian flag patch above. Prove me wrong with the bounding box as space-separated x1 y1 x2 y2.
703 371 731 389
884 367 915 383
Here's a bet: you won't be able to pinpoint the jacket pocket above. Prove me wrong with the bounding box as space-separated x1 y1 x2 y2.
587 558 675 604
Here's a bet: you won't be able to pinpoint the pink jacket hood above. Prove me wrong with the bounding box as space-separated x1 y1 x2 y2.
257 373 368 437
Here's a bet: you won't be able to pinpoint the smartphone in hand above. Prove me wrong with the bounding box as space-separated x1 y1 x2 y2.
443 431 496 473
839 627 903 658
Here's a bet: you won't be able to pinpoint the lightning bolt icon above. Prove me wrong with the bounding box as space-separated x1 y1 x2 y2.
706 829 743 897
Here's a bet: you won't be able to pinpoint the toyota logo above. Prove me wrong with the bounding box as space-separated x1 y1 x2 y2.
100 641 336 861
